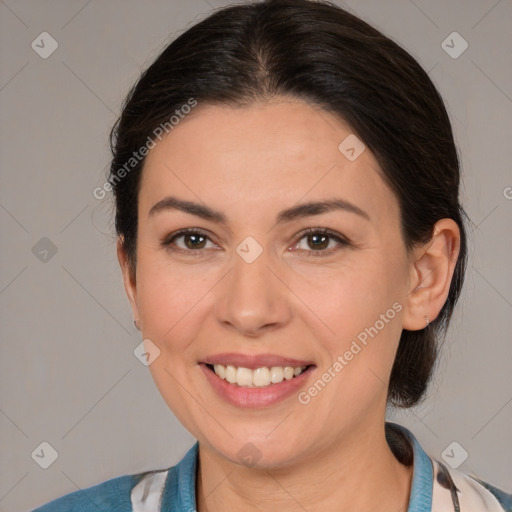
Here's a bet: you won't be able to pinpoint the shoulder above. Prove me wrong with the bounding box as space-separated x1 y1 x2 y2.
31 470 169 512
31 442 199 512
431 458 512 512
385 422 511 512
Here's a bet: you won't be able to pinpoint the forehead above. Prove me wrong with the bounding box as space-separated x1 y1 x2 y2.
139 99 398 226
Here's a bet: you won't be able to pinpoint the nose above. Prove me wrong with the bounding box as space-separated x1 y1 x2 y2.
215 245 292 337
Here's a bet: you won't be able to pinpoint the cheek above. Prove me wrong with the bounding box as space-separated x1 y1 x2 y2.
137 245 407 354
134 259 215 434
292 261 406 421
298 261 407 409
291 251 406 343
135 257 198 343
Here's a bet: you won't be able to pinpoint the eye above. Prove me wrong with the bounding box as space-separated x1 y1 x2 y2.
161 228 218 254
290 228 350 257
161 227 350 257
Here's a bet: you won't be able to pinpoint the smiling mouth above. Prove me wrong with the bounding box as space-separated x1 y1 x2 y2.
205 363 314 388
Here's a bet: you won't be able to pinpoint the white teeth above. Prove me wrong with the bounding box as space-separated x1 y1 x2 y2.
283 367 294 380
210 364 307 388
213 364 225 379
225 365 237 384
270 366 284 384
236 367 253 387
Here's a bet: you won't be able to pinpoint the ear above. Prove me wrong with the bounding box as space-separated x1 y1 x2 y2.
117 237 140 324
402 219 461 330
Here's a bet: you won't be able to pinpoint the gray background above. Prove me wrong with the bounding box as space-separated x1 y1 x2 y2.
0 0 511 510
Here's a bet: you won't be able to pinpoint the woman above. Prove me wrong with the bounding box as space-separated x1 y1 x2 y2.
33 0 511 510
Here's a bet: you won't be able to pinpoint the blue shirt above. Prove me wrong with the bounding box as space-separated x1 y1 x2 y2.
32 422 511 511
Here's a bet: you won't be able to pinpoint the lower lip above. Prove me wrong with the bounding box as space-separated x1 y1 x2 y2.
199 363 315 408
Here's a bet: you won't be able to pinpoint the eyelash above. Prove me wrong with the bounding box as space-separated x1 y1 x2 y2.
161 227 350 258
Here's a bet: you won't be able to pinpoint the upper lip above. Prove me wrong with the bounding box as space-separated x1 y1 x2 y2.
201 353 315 370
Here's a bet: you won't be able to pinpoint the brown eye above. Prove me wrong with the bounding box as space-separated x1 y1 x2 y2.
305 233 330 250
291 228 350 257
162 228 216 253
181 233 207 250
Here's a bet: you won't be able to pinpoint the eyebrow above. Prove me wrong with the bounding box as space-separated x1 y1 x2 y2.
148 196 370 224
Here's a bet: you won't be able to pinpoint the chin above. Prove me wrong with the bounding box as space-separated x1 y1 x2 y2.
203 430 313 470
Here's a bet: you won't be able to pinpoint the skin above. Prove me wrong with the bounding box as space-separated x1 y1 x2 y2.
118 98 460 511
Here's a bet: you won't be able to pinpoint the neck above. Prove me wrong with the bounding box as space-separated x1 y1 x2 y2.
195 422 413 512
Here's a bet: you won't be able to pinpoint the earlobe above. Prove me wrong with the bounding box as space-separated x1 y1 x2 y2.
402 219 460 331
117 237 140 324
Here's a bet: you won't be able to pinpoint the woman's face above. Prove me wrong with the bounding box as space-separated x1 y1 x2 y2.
122 98 416 467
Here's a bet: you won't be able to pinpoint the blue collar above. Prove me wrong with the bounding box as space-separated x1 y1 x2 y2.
393 422 434 511
161 422 433 511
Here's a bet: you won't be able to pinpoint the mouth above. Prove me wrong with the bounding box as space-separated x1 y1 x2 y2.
198 353 317 408
204 362 314 388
